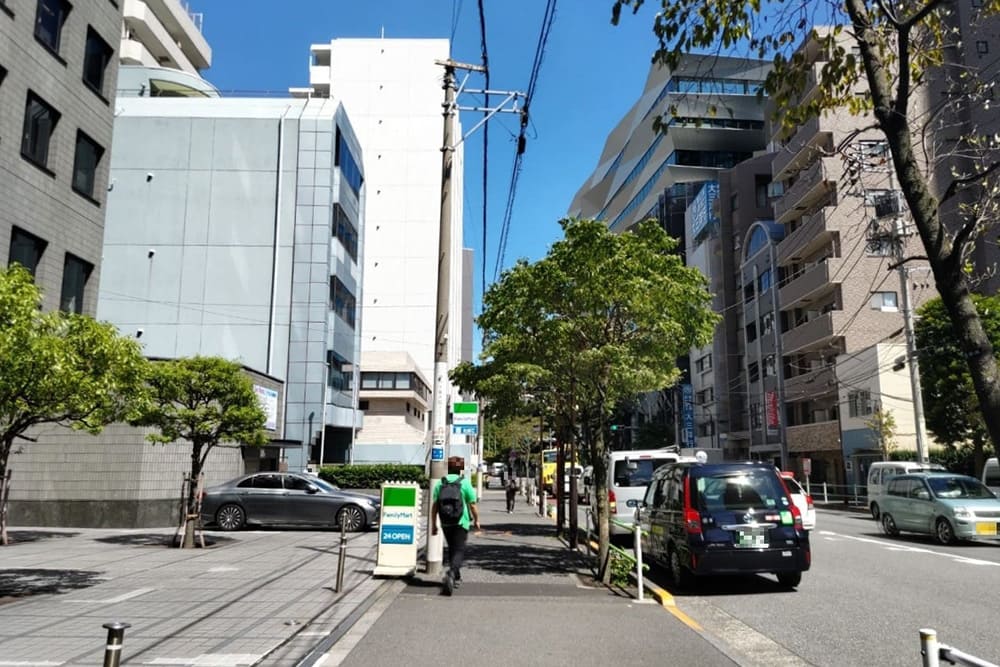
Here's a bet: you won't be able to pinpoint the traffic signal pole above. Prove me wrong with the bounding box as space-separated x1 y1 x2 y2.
426 59 523 576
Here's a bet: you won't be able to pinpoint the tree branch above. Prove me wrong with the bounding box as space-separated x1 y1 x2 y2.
900 0 948 31
941 160 1000 204
886 255 930 271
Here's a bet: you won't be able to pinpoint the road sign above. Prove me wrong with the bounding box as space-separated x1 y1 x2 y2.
452 401 479 426
802 457 811 476
431 446 445 461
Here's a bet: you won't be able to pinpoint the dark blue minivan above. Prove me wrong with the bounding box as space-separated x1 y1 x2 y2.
638 461 811 589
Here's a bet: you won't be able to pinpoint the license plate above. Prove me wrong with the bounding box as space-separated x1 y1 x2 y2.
735 527 768 548
975 522 998 536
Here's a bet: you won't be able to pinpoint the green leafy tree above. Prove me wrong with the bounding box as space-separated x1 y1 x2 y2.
482 417 537 463
612 0 1000 457
866 406 898 461
131 356 268 547
453 218 717 582
915 295 1000 474
0 265 147 545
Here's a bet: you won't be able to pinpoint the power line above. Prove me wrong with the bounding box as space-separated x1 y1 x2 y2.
478 0 490 307
493 0 558 281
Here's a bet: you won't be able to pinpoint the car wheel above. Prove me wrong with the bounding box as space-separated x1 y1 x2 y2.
935 518 956 545
337 504 366 532
881 512 899 537
776 571 802 588
870 502 880 521
216 504 245 531
668 547 695 590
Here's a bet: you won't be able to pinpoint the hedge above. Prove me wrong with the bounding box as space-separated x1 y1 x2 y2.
319 464 428 489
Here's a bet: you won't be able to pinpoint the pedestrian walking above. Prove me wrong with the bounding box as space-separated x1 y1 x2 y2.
505 473 518 513
431 462 480 596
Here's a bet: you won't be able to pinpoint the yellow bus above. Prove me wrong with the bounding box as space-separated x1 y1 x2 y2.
541 448 558 491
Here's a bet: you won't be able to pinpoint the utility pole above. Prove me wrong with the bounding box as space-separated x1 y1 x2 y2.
426 59 524 576
894 214 930 464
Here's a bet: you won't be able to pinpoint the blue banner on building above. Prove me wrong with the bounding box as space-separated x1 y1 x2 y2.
690 182 720 239
682 383 695 446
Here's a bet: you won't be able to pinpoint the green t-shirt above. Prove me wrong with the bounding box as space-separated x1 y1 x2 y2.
433 473 477 530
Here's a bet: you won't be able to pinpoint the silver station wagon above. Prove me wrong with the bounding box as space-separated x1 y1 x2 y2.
879 473 1000 545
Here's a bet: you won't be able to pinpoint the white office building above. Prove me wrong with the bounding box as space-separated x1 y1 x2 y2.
292 38 473 466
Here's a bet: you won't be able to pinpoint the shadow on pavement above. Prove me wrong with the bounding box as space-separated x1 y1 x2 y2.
465 541 590 577
94 533 234 548
0 569 103 602
4 530 80 544
473 521 562 538
644 563 799 597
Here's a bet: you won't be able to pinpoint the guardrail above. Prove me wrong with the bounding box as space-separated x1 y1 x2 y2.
921 629 998 667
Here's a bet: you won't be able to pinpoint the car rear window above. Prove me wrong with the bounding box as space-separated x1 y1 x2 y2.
695 470 790 512
613 458 674 487
782 477 805 495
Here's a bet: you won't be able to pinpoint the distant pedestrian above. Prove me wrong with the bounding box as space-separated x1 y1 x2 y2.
505 473 518 513
431 462 480 596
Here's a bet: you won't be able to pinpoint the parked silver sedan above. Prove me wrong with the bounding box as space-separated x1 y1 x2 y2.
201 472 380 532
879 473 1000 545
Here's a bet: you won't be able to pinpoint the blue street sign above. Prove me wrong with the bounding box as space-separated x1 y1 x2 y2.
452 424 478 435
431 446 445 461
380 524 414 545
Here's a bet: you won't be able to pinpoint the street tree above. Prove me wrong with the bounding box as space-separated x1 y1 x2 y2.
866 406 899 461
612 0 1000 455
915 294 1000 473
131 356 268 548
452 218 717 582
0 265 147 546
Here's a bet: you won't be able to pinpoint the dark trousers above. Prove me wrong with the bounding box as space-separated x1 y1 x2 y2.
506 488 516 511
442 524 468 578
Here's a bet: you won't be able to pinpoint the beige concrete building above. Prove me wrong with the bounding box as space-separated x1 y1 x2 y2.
119 0 210 76
350 352 430 465
765 31 936 486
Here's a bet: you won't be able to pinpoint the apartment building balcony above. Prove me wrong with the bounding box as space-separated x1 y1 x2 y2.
782 310 848 354
783 365 835 403
773 137 828 188
774 157 839 224
786 420 842 453
122 0 211 73
779 257 842 309
778 209 834 264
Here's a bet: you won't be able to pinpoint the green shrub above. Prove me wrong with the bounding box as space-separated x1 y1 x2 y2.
608 551 632 587
319 464 428 489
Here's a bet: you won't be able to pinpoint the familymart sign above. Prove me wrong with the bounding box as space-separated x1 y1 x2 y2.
452 401 479 435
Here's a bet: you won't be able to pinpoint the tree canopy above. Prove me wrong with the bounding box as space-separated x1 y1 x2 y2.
131 356 268 547
613 0 1000 456
452 218 718 580
0 265 147 545
916 294 1000 471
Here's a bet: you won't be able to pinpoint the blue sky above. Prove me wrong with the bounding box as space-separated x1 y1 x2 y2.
199 1 661 319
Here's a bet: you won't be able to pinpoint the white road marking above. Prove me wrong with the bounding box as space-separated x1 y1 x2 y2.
144 655 260 666
206 567 239 573
0 662 64 666
819 530 1000 566
62 587 156 603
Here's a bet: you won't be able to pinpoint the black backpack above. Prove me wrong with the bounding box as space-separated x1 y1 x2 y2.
438 476 466 526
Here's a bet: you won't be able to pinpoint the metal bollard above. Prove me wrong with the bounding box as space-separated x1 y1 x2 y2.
633 521 645 603
102 622 130 667
335 511 347 592
920 628 940 667
823 482 828 504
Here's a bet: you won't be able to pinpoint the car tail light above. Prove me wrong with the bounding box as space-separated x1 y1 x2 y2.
789 502 804 529
609 489 617 513
806 494 814 511
683 475 701 534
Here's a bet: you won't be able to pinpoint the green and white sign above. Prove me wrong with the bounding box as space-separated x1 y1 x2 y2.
452 401 479 435
374 482 421 577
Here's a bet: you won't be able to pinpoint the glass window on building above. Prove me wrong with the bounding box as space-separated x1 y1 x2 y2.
59 253 92 313
82 26 113 97
848 390 873 418
870 291 898 312
34 0 72 54
329 276 356 328
21 91 60 169
395 372 410 389
72 130 104 199
9 226 47 275
335 128 363 196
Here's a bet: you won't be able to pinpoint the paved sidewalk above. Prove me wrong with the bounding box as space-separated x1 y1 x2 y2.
0 525 380 665
326 490 738 666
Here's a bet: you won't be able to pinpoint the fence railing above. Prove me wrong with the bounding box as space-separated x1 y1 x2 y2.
921 629 998 667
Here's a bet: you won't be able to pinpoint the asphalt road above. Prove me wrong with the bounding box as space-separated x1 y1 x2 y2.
574 502 1000 666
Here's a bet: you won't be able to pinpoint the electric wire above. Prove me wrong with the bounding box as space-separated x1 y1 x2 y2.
478 0 490 306
493 0 558 281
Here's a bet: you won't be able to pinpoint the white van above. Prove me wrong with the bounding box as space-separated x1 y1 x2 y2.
588 448 682 539
983 457 1000 494
867 460 946 520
